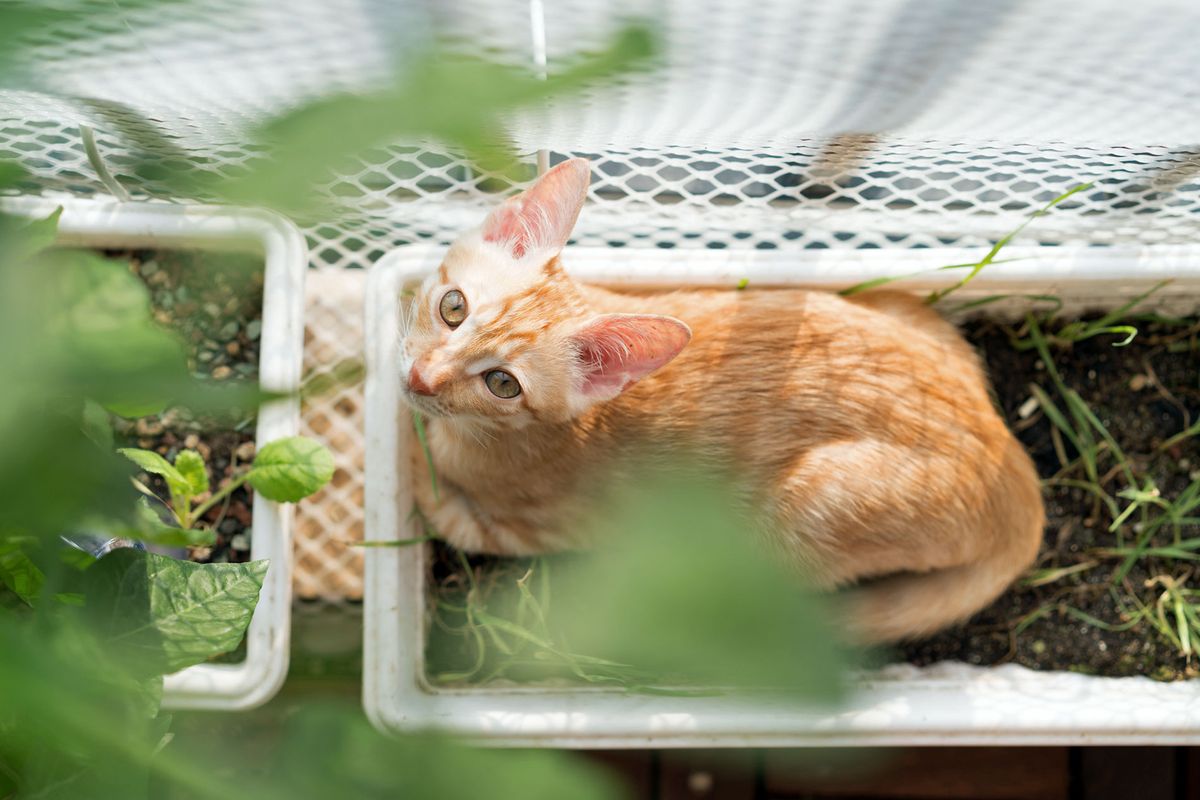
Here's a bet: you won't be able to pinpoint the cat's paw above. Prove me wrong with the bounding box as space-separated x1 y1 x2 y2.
428 494 493 553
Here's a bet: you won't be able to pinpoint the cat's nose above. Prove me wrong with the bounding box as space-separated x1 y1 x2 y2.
408 364 435 396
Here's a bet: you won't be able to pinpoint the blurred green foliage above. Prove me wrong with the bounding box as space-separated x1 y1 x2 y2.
554 472 850 699
428 471 851 701
0 5 850 798
201 26 656 215
119 435 335 534
0 176 284 799
160 704 621 800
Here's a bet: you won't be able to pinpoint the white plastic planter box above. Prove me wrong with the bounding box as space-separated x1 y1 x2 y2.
1 197 307 711
364 242 1200 746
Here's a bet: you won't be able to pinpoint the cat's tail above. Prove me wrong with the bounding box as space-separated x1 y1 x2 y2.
844 443 1045 644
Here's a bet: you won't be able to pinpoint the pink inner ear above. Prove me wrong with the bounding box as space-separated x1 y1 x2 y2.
482 201 527 256
572 314 692 400
482 158 590 259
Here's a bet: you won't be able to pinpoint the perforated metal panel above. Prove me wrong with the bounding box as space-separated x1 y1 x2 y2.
4 0 1199 600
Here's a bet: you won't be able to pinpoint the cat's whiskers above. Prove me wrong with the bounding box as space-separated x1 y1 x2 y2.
398 290 419 340
463 422 495 449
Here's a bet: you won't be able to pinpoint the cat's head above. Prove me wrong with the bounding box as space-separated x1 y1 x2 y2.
400 158 690 428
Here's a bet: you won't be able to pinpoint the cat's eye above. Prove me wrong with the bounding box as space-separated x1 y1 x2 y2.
439 289 467 328
484 369 521 399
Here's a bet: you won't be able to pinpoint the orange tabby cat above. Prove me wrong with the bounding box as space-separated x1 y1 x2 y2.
399 158 1044 643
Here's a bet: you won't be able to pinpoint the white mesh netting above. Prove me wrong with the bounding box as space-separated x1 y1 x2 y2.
4 0 1199 599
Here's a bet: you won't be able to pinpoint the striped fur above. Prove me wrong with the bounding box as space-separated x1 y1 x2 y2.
397 158 1044 643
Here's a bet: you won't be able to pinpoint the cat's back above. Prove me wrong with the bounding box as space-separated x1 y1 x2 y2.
579 284 1001 456
581 284 986 396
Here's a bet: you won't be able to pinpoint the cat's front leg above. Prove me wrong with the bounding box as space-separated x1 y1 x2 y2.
408 437 492 552
408 438 555 555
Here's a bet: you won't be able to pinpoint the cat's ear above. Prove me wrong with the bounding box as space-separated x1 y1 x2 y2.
569 313 691 406
481 158 590 259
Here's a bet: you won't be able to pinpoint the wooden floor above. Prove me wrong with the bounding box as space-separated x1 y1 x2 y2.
581 747 1199 800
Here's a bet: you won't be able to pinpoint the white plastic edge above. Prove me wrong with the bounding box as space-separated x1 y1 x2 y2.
1 197 307 711
364 241 1200 747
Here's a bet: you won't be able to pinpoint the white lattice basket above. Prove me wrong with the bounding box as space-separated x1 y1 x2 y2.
363 244 1200 747
0 197 308 711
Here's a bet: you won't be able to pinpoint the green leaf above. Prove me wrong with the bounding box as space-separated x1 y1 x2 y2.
79 550 268 675
0 5 75 78
186 25 657 215
80 398 114 450
0 160 22 188
0 247 192 421
40 249 190 415
0 417 132 536
0 244 241 537
0 541 44 606
135 525 217 549
0 612 166 799
247 436 335 502
174 449 209 496
246 706 623 800
546 469 851 699
59 545 97 571
118 448 189 499
134 495 176 528
9 206 62 262
133 497 216 547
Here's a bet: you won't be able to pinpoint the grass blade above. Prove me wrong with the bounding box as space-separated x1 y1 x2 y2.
926 183 1091 305
1021 560 1098 587
839 262 979 297
412 411 439 502
947 293 1063 315
1061 605 1144 633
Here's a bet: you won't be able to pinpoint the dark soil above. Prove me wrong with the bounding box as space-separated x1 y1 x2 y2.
898 315 1200 679
108 248 263 564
